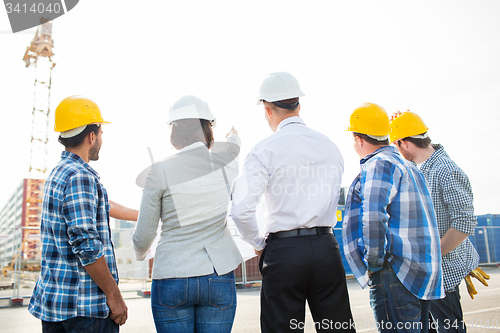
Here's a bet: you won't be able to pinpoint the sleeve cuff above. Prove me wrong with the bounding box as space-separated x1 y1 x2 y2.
80 249 105 267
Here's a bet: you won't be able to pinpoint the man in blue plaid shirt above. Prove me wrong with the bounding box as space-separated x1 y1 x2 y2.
28 96 138 332
390 111 480 333
343 103 444 333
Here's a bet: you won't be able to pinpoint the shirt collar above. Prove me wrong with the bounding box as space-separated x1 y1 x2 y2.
360 145 396 166
61 151 100 179
420 143 445 171
277 116 305 131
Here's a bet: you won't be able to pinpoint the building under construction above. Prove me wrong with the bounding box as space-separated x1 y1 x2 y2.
0 179 45 277
0 22 53 282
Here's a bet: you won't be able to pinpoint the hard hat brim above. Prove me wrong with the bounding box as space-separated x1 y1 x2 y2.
257 93 305 105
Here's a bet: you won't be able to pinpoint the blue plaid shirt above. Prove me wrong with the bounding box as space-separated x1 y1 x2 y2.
28 151 118 322
420 144 479 291
343 146 444 300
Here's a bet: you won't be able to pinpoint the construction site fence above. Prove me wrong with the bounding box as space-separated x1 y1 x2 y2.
1 225 499 306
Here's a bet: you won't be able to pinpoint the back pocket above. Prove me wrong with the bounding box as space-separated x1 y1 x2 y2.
158 278 188 309
209 275 235 310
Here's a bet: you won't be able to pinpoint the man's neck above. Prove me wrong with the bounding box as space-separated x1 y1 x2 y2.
275 113 299 128
65 147 89 163
412 145 435 164
360 144 388 159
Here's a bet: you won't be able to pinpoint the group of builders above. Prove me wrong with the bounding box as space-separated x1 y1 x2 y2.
24 71 490 333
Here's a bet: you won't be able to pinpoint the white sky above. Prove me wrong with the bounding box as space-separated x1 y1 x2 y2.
1 0 499 215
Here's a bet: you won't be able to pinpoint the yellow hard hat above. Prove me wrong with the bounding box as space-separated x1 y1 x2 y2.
389 111 428 143
54 96 110 133
347 103 390 136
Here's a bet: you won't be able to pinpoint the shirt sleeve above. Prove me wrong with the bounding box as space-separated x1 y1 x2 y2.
63 171 104 267
225 134 241 159
214 134 241 191
360 159 399 272
132 165 163 261
441 167 476 235
231 147 268 250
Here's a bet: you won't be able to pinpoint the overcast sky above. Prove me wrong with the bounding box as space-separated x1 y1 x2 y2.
1 0 499 216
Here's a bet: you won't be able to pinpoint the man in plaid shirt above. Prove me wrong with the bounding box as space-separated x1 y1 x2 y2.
390 111 479 333
343 103 444 333
28 96 138 332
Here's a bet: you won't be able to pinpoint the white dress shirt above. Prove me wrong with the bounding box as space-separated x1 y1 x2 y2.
231 116 344 250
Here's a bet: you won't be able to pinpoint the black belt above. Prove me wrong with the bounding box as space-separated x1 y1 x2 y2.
268 227 333 241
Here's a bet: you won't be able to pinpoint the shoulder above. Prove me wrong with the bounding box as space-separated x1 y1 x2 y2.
64 167 99 195
49 159 92 185
429 153 467 181
257 125 338 150
366 148 401 166
249 133 280 160
362 155 401 178
363 151 411 185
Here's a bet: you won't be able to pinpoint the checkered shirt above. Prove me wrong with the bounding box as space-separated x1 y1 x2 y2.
420 144 479 291
343 146 444 300
28 151 118 322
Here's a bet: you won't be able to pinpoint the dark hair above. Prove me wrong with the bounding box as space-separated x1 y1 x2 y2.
399 135 432 149
170 118 214 150
353 132 389 146
266 98 299 113
58 124 100 148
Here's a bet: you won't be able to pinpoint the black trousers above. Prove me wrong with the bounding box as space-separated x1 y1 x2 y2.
259 233 356 333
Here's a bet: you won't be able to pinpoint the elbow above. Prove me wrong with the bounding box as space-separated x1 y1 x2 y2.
231 208 253 224
72 240 104 266
131 233 149 258
132 242 148 262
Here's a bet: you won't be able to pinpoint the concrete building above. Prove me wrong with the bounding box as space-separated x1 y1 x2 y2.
0 179 44 276
111 219 146 279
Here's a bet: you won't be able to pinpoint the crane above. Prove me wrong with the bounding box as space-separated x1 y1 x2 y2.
19 22 55 264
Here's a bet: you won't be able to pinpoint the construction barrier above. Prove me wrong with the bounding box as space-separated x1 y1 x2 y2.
469 214 500 264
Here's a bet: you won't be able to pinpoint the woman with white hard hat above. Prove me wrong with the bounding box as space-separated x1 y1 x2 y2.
132 95 243 333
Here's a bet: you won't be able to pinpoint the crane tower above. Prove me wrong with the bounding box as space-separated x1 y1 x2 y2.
19 22 55 262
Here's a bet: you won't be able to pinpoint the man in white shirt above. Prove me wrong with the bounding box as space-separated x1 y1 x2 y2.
232 72 355 333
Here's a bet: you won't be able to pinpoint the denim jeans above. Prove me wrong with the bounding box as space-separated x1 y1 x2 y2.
428 286 466 333
42 316 119 333
151 271 237 333
368 262 430 333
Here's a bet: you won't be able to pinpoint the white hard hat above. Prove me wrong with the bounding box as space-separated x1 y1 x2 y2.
168 95 216 127
257 72 305 105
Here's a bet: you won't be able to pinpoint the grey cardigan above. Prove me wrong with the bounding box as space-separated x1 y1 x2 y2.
132 135 243 279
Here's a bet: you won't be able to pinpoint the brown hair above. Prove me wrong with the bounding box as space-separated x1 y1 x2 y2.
353 132 389 146
58 124 100 148
170 119 214 150
399 135 431 149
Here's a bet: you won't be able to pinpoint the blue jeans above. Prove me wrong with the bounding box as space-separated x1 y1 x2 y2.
429 286 466 333
368 262 430 333
42 316 119 333
151 271 237 333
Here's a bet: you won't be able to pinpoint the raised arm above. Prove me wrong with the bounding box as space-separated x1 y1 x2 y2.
109 200 139 221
